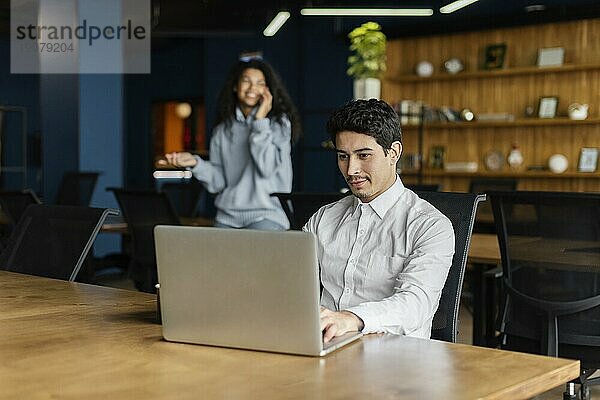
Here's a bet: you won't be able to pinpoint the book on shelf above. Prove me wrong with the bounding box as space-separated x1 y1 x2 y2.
444 161 479 172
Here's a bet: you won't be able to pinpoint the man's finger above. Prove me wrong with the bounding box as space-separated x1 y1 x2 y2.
323 324 338 343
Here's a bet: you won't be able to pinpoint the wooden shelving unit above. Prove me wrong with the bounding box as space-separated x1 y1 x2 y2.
383 18 600 192
387 63 600 83
402 169 600 179
402 118 600 130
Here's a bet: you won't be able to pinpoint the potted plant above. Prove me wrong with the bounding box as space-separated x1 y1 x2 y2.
347 21 387 99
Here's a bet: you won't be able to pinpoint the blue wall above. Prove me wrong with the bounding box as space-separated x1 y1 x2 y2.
79 74 123 255
0 39 42 193
40 74 79 203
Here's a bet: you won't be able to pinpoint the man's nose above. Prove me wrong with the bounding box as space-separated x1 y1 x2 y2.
347 157 361 175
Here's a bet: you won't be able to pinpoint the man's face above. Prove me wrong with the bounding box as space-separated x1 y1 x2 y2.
335 131 401 203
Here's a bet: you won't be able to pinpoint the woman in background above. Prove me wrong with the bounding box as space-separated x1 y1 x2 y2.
162 58 301 230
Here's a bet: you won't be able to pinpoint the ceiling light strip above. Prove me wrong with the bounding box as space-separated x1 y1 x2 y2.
300 8 433 17
440 0 479 14
263 11 291 36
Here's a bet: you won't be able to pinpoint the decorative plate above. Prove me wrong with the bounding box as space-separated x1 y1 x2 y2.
415 61 434 77
484 150 504 171
444 58 464 74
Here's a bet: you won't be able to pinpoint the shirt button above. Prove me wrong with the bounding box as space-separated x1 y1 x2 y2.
349 259 355 264
345 288 351 293
359 229 365 235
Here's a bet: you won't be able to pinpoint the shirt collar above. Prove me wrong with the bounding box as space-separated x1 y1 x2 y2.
351 175 404 219
235 106 258 123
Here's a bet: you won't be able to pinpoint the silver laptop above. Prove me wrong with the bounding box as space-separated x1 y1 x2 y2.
154 226 362 356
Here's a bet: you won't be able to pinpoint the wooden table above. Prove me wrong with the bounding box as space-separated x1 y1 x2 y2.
0 271 579 400
469 233 501 264
468 233 501 346
101 215 215 234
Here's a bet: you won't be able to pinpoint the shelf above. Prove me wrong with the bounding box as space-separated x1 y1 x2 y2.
387 63 600 83
402 118 600 130
401 169 600 179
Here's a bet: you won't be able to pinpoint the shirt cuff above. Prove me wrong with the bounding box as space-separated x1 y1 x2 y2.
345 304 379 334
188 155 205 177
251 117 270 134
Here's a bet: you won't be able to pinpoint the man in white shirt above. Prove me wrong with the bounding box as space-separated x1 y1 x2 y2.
303 99 455 343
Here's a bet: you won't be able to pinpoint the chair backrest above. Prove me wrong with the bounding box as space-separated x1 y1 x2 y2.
0 204 117 281
489 191 600 358
469 178 518 234
405 183 441 192
271 192 349 230
160 181 205 218
0 189 41 225
55 172 100 206
109 189 180 292
416 191 485 342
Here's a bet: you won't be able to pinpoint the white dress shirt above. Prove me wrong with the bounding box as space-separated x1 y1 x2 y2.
303 177 455 338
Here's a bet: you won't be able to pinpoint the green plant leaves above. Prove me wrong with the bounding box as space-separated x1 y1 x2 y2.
347 22 387 79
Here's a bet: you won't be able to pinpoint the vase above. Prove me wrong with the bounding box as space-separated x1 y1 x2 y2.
507 144 524 169
353 78 381 100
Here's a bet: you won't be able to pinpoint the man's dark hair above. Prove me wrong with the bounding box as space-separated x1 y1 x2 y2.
326 99 402 154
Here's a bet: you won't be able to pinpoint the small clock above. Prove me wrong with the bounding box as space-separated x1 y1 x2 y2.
484 150 504 171
444 58 464 74
415 61 434 77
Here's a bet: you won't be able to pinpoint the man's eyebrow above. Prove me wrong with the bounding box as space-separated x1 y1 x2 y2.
335 147 374 154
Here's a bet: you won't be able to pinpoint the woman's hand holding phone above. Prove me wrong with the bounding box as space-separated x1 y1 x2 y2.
255 87 273 120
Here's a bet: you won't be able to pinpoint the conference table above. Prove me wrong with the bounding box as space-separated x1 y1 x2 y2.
468 233 501 347
0 270 579 399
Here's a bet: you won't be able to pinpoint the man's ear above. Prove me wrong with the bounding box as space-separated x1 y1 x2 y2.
388 141 402 164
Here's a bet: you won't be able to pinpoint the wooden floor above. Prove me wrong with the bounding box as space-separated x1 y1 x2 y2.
96 274 592 400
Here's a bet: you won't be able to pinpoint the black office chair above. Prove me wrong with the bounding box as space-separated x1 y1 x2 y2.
417 191 485 342
109 189 180 293
271 192 349 230
489 191 600 400
0 204 117 281
469 178 517 234
0 189 42 250
160 181 205 218
405 183 442 192
0 189 41 225
55 171 100 206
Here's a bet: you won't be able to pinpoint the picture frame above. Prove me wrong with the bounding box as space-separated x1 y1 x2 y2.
578 147 599 172
538 96 559 118
537 47 565 67
429 145 446 169
483 43 507 70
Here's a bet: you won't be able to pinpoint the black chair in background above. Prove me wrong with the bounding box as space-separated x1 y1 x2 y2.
416 191 485 342
0 189 42 249
489 191 600 400
109 189 180 293
271 192 348 230
160 181 205 218
55 171 100 206
0 204 117 281
0 189 41 226
469 178 517 234
405 183 442 192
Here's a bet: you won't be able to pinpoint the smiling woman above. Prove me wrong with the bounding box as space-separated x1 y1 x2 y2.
159 58 301 230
